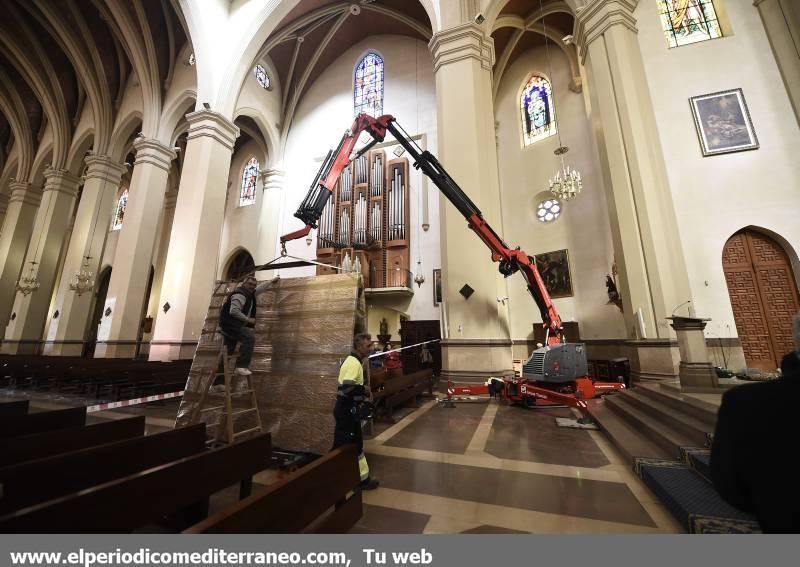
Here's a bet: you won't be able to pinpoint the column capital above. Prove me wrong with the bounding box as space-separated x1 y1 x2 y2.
260 168 285 191
429 22 495 73
185 110 240 151
133 137 177 172
8 181 42 207
84 153 127 185
43 167 82 198
575 0 639 64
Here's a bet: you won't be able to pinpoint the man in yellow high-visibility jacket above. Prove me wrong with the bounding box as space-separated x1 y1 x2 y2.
332 332 379 490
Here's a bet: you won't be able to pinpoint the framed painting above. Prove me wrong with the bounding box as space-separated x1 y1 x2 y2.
433 269 442 306
689 88 759 156
534 249 573 298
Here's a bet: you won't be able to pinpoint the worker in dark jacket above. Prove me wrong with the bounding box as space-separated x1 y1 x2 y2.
332 332 379 491
710 313 800 533
218 275 277 376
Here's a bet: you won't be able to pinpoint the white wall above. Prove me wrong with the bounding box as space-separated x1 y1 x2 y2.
219 139 267 276
280 35 441 323
636 0 800 341
495 46 626 341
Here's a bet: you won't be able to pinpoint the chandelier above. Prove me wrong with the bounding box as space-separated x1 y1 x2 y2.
16 262 41 296
549 146 582 201
69 256 95 296
414 261 425 287
540 0 583 201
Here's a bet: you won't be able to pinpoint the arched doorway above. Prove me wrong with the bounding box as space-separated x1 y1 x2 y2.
225 250 255 281
722 229 800 370
84 267 112 358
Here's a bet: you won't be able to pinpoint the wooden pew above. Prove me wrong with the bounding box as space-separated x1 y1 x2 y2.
0 423 207 514
373 369 433 421
185 445 361 534
0 416 145 468
0 433 271 533
0 407 86 439
0 400 28 416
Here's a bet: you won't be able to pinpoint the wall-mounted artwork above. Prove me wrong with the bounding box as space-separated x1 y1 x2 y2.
433 269 442 306
690 88 759 156
534 249 573 298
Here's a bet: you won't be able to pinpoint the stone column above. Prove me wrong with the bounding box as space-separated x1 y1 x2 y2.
429 23 512 382
94 139 176 358
0 181 42 330
754 0 800 126
43 155 126 356
3 168 81 354
149 110 239 361
667 316 718 389
576 0 692 379
256 168 285 270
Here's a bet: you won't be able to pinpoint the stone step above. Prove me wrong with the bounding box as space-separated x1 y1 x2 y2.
604 395 697 460
637 461 759 533
584 398 672 465
633 383 718 427
620 389 711 447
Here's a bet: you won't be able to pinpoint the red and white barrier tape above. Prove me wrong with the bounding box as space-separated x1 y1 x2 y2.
87 390 184 413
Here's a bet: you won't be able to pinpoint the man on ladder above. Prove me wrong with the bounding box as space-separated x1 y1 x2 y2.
333 333 380 491
218 274 278 377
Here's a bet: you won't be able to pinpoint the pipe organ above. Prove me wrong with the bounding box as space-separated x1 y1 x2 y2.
316 149 410 289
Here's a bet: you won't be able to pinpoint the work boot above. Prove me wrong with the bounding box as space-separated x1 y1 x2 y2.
358 477 380 491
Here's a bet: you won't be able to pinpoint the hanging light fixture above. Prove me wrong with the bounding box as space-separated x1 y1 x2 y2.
539 0 582 201
414 260 425 287
15 174 54 296
69 164 100 296
16 262 41 296
69 255 95 296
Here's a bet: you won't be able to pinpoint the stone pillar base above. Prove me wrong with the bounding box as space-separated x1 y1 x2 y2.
678 361 719 389
441 340 514 384
149 341 198 362
624 339 680 382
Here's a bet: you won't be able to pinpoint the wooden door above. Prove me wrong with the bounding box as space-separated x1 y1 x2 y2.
723 230 800 370
399 320 441 375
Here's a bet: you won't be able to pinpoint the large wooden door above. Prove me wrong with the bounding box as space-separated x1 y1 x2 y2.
399 320 441 375
723 230 800 370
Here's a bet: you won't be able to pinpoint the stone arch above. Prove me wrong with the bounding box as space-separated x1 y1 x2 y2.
222 247 256 281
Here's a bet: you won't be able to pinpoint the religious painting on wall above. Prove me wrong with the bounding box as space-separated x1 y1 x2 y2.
433 269 442 306
689 88 759 157
534 249 573 298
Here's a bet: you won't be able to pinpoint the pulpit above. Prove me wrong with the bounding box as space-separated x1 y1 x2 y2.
666 316 718 388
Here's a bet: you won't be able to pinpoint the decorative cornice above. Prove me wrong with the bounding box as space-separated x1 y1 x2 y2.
84 153 126 185
8 181 42 207
429 22 495 73
575 0 639 64
133 137 177 172
185 110 240 151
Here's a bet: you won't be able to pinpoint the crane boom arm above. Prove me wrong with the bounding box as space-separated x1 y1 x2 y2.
280 113 564 343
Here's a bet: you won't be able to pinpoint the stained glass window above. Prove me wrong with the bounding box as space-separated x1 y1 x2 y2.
354 52 384 117
521 76 556 146
240 157 259 207
111 188 128 231
254 64 269 89
658 0 722 48
536 198 561 223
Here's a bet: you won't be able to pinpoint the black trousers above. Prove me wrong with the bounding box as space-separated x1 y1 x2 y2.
332 397 362 453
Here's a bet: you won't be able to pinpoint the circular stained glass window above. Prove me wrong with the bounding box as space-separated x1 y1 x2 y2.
536 198 561 223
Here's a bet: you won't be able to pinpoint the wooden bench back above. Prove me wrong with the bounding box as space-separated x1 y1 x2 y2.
0 433 271 533
0 423 206 514
0 407 86 439
186 445 361 534
0 400 28 416
0 416 145 468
